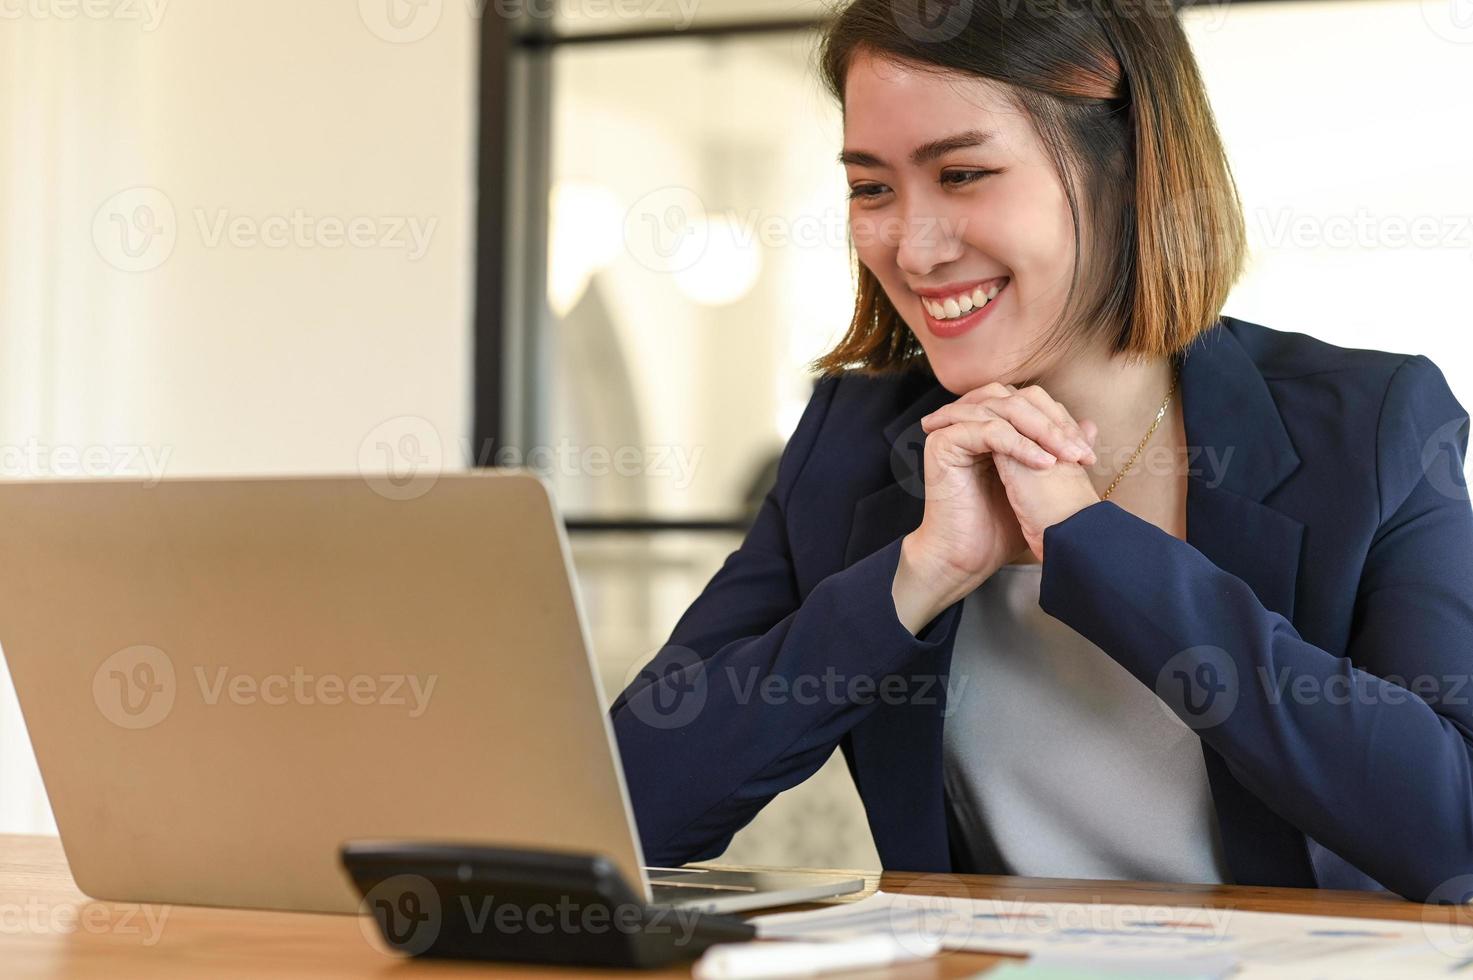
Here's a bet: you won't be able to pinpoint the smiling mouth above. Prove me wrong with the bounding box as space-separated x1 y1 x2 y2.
916 277 1010 320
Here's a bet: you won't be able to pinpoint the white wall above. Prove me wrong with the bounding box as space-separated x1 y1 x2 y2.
0 0 477 833
1188 0 1473 380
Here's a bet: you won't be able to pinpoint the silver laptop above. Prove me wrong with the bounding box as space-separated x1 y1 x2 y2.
0 471 862 915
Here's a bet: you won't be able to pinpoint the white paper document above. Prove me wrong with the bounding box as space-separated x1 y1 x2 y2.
749 890 1473 977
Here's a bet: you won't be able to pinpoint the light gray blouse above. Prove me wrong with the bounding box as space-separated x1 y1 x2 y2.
941 562 1232 883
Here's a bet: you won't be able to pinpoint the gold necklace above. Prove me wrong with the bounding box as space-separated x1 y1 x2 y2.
1100 367 1180 501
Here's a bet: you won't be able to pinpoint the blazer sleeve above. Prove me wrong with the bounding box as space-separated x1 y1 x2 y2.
1035 353 1473 903
608 374 957 867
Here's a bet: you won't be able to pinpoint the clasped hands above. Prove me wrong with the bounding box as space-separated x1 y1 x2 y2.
918 381 1104 567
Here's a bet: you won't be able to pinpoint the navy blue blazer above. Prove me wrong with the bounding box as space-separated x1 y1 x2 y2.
609 315 1473 903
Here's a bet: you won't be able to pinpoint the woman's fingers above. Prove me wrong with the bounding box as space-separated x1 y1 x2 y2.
1008 384 1094 455
927 416 1058 469
954 381 1013 406
922 397 1093 464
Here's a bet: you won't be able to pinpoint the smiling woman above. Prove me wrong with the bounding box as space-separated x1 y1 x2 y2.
813 0 1245 387
609 0 1473 905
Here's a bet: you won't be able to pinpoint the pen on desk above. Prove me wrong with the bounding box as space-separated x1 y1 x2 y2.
692 934 942 980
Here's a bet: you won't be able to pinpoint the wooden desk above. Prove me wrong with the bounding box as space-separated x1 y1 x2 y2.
1 834 1466 978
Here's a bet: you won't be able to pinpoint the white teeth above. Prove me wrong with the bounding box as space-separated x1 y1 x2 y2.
923 279 1007 320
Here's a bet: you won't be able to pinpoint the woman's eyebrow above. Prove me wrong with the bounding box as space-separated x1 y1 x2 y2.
838 129 999 168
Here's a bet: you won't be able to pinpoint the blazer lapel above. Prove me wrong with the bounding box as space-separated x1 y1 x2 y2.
841 319 1317 885
1176 324 1318 887
841 380 954 568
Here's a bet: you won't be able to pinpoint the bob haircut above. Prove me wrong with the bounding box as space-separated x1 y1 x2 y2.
810 0 1247 381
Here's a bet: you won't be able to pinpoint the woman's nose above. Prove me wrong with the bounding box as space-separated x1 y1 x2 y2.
893 207 965 278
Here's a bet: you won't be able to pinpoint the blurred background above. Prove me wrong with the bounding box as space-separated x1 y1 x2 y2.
0 0 1470 870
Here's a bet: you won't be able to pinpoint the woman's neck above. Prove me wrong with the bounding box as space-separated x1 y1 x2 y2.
1030 345 1181 494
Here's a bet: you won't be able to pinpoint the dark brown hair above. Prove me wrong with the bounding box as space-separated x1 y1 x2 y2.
810 0 1246 380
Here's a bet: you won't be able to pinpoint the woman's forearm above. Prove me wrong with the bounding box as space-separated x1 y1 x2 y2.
613 534 957 865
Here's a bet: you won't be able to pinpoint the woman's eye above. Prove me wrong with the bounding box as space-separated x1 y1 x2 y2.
847 183 888 201
941 169 994 187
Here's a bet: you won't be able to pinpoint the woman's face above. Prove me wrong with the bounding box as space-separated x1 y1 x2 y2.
842 51 1080 394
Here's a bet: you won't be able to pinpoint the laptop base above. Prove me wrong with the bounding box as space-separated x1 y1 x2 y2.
648 866 866 913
